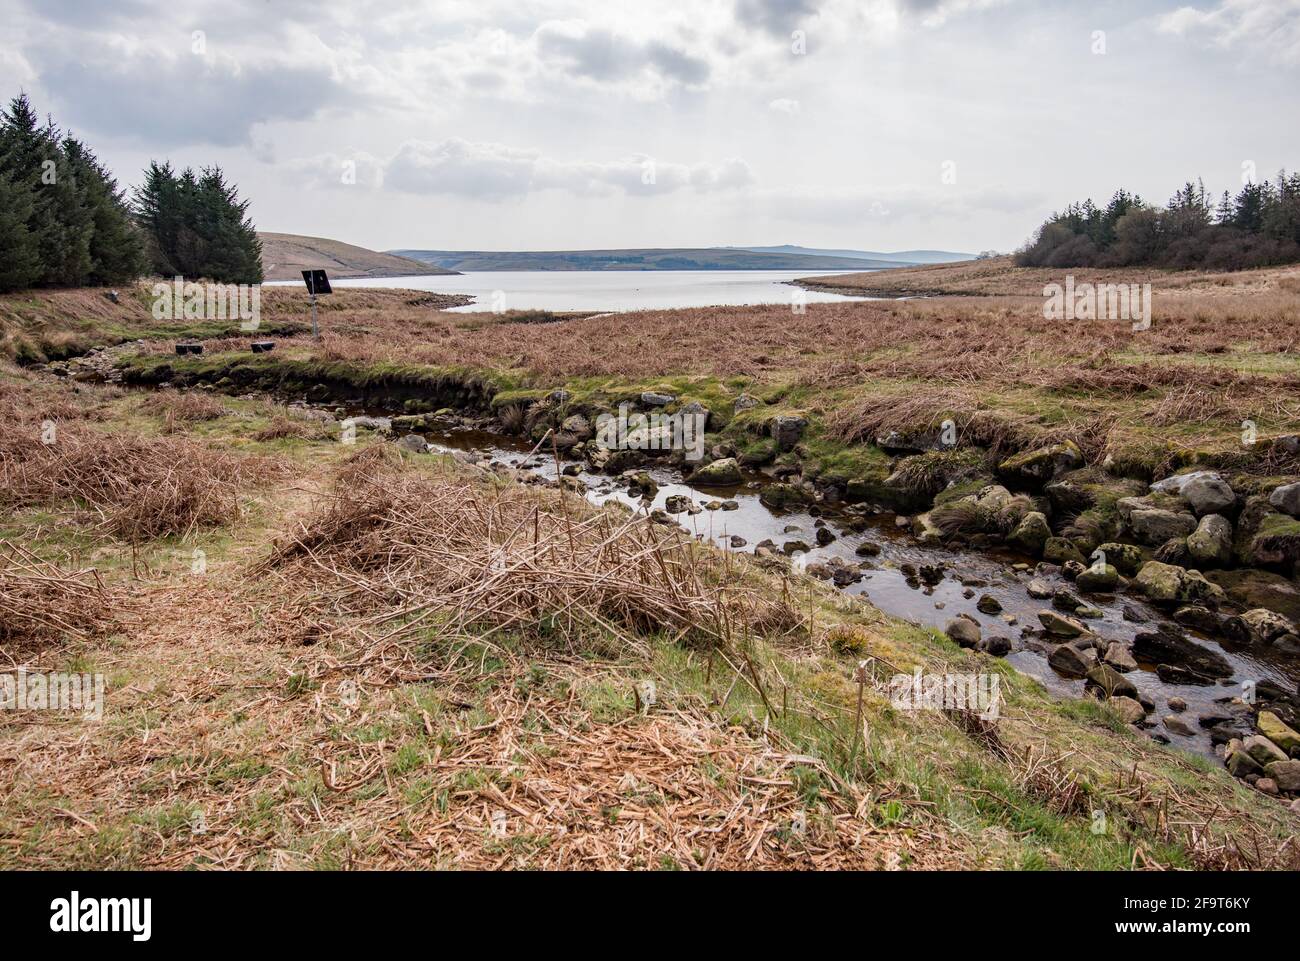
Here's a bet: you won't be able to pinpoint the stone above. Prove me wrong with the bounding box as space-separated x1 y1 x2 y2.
1043 537 1085 566
1132 625 1233 678
996 441 1083 488
782 540 812 555
1048 643 1095 677
759 483 812 511
1075 563 1119 594
1258 711 1300 755
1163 715 1195 737
1133 561 1224 606
1263 759 1300 792
729 535 747 548
769 415 808 452
1086 663 1138 699
663 494 692 514
815 527 836 547
1243 734 1288 766
1226 748 1264 779
1181 475 1237 516
560 413 593 440
691 457 742 486
1156 664 1215 686
721 500 739 511
679 400 712 430
1150 469 1223 498
1269 482 1300 517
1206 570 1300 622
1173 605 1228 636
1108 696 1147 725
1168 696 1187 713
1256 778 1279 795
945 617 982 648
1127 507 1198 546
976 594 1002 614
1186 514 1233 567
1007 511 1052 556
855 540 882 557
1039 610 1088 638
1121 604 1148 623
733 394 760 413
1052 589 1084 612
396 433 429 453
1103 642 1138 673
978 635 1012 656
1236 608 1296 645
1026 579 1053 599
640 391 675 406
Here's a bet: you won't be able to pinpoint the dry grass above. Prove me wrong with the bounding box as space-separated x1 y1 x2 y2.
0 544 120 651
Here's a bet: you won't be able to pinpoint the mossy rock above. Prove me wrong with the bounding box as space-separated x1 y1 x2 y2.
1095 542 1145 577
759 483 813 511
1043 537 1086 566
996 441 1083 489
1205 569 1300 621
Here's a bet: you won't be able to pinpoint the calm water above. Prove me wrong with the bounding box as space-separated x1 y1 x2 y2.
317 269 876 312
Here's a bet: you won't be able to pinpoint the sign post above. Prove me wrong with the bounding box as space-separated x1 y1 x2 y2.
300 269 333 340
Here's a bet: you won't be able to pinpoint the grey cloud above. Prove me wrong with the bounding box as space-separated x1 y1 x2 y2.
534 22 711 87
733 0 821 35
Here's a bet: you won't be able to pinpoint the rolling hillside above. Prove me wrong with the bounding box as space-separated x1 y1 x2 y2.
390 247 891 272
259 233 456 282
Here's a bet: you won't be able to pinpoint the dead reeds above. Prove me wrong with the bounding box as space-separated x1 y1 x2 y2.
0 544 120 648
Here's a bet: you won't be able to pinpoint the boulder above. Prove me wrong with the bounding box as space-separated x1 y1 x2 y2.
691 457 742 486
1264 759 1300 792
1039 610 1088 638
996 441 1083 489
1245 510 1300 567
1108 696 1147 725
640 391 675 406
769 415 808 452
1258 711 1300 755
1043 537 1085 566
1132 561 1225 606
1048 643 1094 677
1026 578 1053 599
1103 642 1138 673
1205 569 1300 622
1150 469 1223 498
1182 475 1237 516
1095 542 1144 577
978 635 1012 657
1131 625 1233 678
733 394 761 413
1243 734 1289 766
1076 563 1119 594
1173 605 1229 636
1234 608 1297 645
945 617 982 648
1269 481 1300 518
679 400 712 430
759 483 812 511
663 494 692 514
1163 715 1195 737
1227 747 1264 779
396 433 429 453
1128 507 1198 546
1007 511 1052 556
1186 514 1233 567
1086 663 1138 699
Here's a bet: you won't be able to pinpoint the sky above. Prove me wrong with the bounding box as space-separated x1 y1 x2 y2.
1 0 1297 254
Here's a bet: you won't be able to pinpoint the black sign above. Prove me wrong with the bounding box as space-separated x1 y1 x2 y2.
301 269 332 295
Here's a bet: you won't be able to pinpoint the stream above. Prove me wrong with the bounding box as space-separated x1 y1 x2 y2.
405 420 1298 759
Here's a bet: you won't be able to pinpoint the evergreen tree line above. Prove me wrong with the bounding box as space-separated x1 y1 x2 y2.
1017 173 1300 270
0 93 263 294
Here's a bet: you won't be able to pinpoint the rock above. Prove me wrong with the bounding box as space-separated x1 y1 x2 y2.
663 494 692 514
729 535 747 548
1076 563 1119 594
1206 570 1300 622
1007 511 1052 556
1258 711 1300 755
1095 542 1145 577
945 617 982 648
978 635 1012 656
1269 482 1300 517
1243 734 1288 766
1133 561 1224 606
625 471 659 499
1048 643 1094 677
996 441 1083 488
1109 696 1147 725
855 540 882 557
1173 605 1228 636
1052 589 1084 612
1039 610 1088 638
1186 514 1233 567
782 540 812 555
396 433 429 453
1127 507 1198 546
1121 604 1148 623
976 594 1002 614
1263 759 1300 792
1132 625 1233 678
1245 510 1300 567
1153 537 1190 566
1150 469 1222 497
733 394 761 413
1086 663 1138 699
721 500 739 511
1182 475 1237 516
560 413 593 440
1026 579 1053 599
1156 664 1215 686
640 391 675 407
1256 778 1279 795
1235 608 1297 645
1163 715 1195 737
679 400 712 430
1168 696 1187 712
759 483 812 511
1043 537 1085 566
769 415 808 452
691 457 742 486
815 527 836 547
1103 642 1138 673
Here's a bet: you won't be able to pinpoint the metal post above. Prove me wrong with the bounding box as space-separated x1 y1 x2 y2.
311 290 319 340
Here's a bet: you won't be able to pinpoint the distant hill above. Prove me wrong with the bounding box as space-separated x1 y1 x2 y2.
259 233 456 282
390 247 887 272
736 245 974 265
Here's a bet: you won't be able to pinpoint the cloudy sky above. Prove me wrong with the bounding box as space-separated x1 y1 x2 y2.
2 0 1297 253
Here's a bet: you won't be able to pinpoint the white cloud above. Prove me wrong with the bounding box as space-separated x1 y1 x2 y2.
768 97 801 113
1159 0 1300 64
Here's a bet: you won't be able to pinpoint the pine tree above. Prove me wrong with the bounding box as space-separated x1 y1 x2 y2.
0 168 41 292
64 137 145 284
